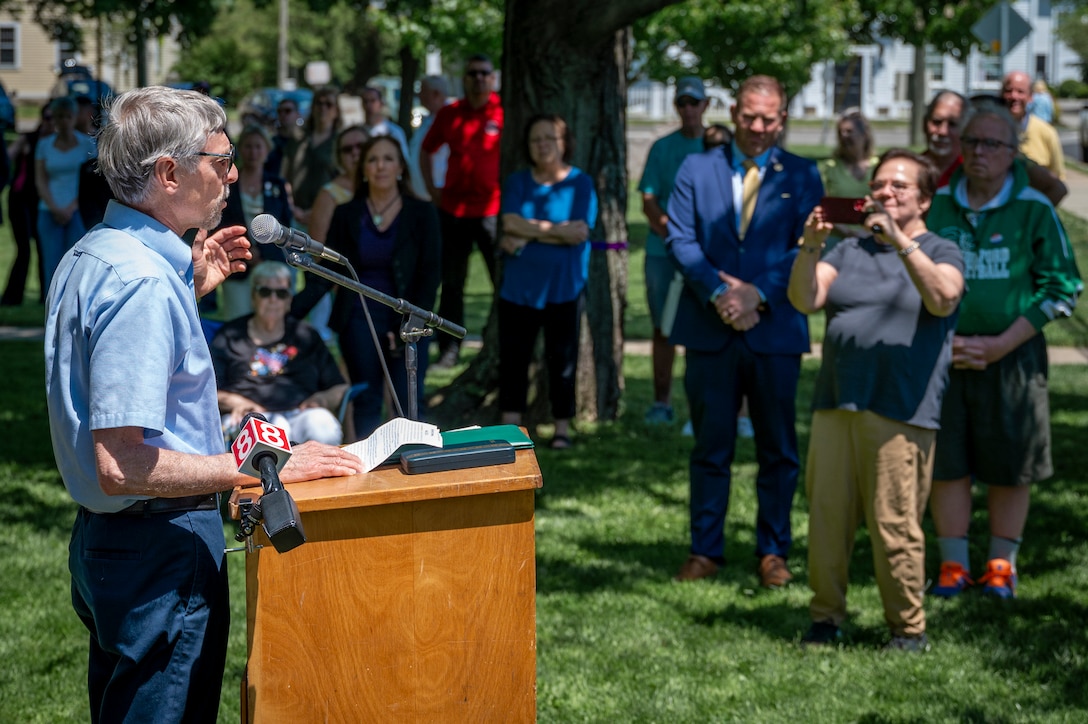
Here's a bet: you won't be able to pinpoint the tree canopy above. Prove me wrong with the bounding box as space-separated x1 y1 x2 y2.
634 0 860 97
852 0 998 57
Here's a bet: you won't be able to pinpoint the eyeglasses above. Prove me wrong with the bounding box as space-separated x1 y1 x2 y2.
254 287 291 300
194 143 236 165
339 142 365 155
961 135 1015 152
868 179 918 195
675 98 702 108
466 69 493 78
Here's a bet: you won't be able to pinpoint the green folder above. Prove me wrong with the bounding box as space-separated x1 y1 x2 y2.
440 424 535 449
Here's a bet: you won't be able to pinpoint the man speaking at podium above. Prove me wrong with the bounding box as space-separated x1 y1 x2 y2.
44 86 361 723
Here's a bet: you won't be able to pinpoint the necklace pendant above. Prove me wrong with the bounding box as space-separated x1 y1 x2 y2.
373 214 383 226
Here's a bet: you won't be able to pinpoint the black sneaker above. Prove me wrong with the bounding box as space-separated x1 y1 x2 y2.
801 621 841 646
884 633 930 653
433 344 460 369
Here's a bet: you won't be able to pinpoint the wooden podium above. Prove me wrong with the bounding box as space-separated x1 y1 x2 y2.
229 448 542 723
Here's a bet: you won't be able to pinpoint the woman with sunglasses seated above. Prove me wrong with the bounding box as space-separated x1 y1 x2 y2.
211 261 347 445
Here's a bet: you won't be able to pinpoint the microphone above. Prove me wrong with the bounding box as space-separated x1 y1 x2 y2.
230 413 306 553
249 213 344 264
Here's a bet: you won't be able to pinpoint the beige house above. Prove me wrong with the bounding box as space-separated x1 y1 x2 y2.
0 3 181 106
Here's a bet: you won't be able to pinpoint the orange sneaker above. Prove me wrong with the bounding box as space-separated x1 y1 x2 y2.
978 558 1017 599
932 561 973 598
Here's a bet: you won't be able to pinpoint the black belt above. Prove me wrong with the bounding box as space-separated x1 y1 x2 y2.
113 494 219 516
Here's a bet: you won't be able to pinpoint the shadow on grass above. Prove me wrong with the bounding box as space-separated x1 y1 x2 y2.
2 475 76 537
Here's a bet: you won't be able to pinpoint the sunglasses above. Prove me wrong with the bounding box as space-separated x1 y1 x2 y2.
339 142 365 155
675 98 702 108
316 100 338 108
466 69 493 78
960 135 1015 152
254 287 291 299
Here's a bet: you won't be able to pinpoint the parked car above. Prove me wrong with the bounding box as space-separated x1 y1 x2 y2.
0 78 14 129
50 63 114 106
238 88 313 129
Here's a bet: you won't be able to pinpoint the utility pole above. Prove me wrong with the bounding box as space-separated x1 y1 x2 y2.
277 0 289 88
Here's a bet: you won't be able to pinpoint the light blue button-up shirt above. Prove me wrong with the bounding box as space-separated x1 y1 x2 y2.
45 201 224 513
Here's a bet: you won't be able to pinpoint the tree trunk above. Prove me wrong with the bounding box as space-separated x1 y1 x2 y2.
134 10 148 87
427 0 682 429
398 45 419 135
909 43 927 147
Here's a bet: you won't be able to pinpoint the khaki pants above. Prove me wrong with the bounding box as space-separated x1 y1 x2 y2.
806 410 934 636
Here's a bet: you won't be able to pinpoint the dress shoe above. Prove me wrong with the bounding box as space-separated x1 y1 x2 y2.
758 554 792 588
674 554 719 582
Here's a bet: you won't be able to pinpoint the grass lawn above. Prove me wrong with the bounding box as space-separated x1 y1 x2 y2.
2 153 1087 721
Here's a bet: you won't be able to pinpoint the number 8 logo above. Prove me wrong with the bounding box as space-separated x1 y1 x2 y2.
258 421 286 448
235 427 254 460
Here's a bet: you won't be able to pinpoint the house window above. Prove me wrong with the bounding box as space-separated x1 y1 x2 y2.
925 46 944 83
0 24 17 69
980 53 1003 83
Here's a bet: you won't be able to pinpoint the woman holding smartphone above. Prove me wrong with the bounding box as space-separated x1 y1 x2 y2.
788 149 965 651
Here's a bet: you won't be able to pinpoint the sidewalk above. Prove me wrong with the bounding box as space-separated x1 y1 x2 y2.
1058 166 1088 222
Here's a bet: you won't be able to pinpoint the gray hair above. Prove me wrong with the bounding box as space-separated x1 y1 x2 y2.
250 261 293 293
96 86 228 205
965 98 1018 146
421 75 449 97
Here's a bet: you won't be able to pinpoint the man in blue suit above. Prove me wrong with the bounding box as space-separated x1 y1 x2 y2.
666 74 822 588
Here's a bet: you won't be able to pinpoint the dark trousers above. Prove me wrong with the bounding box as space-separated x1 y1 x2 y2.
498 295 582 419
340 300 430 440
2 191 44 305
437 211 497 351
685 341 801 561
70 507 229 724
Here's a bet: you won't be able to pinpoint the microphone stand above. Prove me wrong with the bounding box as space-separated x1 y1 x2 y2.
285 251 466 421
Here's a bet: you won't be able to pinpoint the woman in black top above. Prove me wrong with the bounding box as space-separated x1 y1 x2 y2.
293 136 441 440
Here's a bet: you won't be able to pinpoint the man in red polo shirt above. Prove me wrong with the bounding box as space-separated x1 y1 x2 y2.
421 53 503 367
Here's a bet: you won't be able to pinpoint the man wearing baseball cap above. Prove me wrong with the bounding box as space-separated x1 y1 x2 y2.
639 76 709 426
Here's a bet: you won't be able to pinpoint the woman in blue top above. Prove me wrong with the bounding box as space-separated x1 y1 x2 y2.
499 114 598 449
35 96 96 293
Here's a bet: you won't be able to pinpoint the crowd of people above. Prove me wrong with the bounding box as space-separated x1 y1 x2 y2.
639 70 1080 656
7 59 1084 719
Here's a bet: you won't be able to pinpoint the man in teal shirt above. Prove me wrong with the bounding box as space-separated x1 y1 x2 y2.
639 76 709 425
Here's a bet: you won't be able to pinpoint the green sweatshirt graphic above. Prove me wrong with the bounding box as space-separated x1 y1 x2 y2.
928 160 1082 336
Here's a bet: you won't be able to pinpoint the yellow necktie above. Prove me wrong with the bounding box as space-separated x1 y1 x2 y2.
740 159 760 239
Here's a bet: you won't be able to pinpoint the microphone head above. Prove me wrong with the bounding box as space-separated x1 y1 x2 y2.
231 414 293 479
249 214 281 246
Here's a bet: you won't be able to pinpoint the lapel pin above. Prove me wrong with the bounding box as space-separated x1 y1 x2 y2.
773 163 784 172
